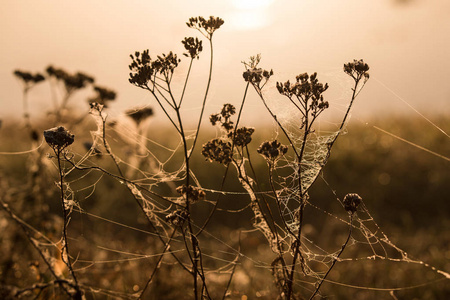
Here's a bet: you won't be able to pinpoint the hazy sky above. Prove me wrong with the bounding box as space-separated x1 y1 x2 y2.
1 0 449 124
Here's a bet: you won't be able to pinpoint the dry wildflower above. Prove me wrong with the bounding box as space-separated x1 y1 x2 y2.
13 70 45 84
276 72 329 124
182 37 203 59
242 55 273 88
343 193 362 214
43 126 74 151
125 107 154 125
257 140 288 161
46 65 94 93
344 59 370 82
89 85 116 106
243 67 273 85
186 16 224 37
129 50 181 87
176 185 206 203
202 139 233 165
228 127 255 147
209 104 236 132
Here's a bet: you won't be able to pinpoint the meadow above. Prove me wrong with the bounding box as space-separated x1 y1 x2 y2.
1 16 449 300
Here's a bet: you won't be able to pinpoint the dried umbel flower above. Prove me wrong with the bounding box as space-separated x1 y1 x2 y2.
46 66 95 93
242 54 273 88
176 185 206 203
186 16 224 37
182 37 203 59
344 59 370 82
129 50 181 87
343 193 362 214
202 138 233 165
125 107 154 125
165 209 188 226
228 127 255 147
14 70 45 84
257 140 288 161
64 72 95 92
89 85 116 106
209 103 236 132
243 68 273 86
44 126 74 151
276 72 329 122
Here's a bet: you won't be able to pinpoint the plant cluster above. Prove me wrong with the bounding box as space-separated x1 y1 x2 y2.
2 15 447 300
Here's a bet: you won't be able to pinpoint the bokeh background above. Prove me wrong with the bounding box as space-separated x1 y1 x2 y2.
0 1 449 299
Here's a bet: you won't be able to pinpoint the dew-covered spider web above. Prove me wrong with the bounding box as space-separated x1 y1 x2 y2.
1 67 449 299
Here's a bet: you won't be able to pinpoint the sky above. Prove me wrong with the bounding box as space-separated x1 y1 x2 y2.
1 0 449 125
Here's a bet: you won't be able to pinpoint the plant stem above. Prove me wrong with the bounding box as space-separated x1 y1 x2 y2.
309 214 354 299
56 149 82 298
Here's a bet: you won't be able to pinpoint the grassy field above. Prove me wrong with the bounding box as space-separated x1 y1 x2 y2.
0 113 448 299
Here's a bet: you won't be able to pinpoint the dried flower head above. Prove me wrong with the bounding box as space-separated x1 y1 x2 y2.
242 55 273 88
13 70 45 86
89 85 116 106
344 59 370 82
276 72 329 120
243 67 273 86
182 37 203 59
228 127 255 147
343 193 362 214
257 140 288 161
129 50 181 87
125 107 154 125
202 138 233 165
209 104 236 132
176 185 206 203
187 16 224 37
44 126 74 151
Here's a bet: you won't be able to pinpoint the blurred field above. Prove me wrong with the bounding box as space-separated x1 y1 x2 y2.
0 113 449 299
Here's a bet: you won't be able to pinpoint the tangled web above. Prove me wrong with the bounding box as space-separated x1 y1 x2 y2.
1 63 449 299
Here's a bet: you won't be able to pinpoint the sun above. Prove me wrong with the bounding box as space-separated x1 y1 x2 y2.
232 0 275 10
228 0 275 31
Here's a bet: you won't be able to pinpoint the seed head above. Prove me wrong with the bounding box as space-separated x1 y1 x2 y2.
257 140 288 161
43 126 74 151
344 59 370 82
202 138 232 165
125 107 154 125
228 127 255 147
342 193 362 214
182 37 203 59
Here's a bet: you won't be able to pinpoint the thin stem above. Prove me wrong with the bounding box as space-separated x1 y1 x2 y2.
139 228 178 299
189 38 214 159
55 149 82 298
197 83 249 235
255 87 300 158
178 58 194 108
309 214 354 299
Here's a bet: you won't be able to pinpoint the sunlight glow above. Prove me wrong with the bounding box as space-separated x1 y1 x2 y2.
227 10 271 31
228 0 275 31
232 0 275 10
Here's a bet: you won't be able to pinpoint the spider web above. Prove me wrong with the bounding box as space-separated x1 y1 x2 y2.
1 69 449 299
